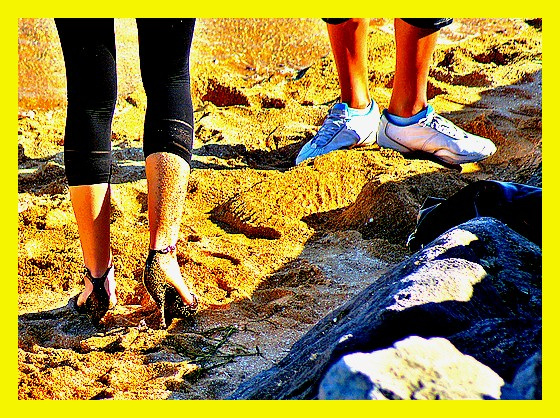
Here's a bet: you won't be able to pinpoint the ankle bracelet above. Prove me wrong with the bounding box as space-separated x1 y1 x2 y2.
150 244 177 254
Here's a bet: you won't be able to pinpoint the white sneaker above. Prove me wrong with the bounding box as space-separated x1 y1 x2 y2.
296 101 380 164
377 105 497 165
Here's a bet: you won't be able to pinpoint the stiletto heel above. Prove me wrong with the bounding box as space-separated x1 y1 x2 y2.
143 244 198 329
73 265 116 326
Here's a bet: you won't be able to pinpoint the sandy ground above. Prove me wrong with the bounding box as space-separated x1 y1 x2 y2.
18 18 542 399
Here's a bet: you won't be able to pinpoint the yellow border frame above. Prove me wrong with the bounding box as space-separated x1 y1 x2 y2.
10 1 551 414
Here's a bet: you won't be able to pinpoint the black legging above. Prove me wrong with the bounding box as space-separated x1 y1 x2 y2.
55 18 195 186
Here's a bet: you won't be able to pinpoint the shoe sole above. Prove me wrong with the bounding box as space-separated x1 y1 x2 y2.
378 129 496 165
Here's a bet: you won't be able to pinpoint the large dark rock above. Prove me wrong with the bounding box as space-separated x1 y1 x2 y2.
229 217 541 399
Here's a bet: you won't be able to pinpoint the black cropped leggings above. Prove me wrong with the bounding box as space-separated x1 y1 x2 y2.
55 18 195 186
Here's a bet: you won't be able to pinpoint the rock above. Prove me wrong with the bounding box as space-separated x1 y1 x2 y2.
318 336 504 400
18 143 28 162
447 318 541 381
511 350 542 399
229 217 541 399
18 161 67 194
202 78 250 107
501 351 542 400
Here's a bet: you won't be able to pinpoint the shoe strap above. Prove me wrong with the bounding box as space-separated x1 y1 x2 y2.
84 265 113 281
83 266 113 297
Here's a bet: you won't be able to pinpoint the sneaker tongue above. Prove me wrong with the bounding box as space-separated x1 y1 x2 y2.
424 104 435 118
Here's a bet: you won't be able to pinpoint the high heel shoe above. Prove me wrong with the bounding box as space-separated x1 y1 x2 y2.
143 244 198 329
73 265 116 326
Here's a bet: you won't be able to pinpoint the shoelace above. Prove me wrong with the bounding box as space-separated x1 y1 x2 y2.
312 111 349 147
419 113 468 140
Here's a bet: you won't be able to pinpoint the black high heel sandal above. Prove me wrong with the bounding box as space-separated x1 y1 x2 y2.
73 265 116 326
143 244 198 329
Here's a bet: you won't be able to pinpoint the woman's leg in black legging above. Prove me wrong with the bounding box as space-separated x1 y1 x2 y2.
55 18 117 186
137 18 197 305
55 19 116 305
137 18 195 164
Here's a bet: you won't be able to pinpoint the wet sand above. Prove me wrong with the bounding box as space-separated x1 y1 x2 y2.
18 18 541 399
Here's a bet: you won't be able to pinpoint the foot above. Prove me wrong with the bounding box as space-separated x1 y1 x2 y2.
377 105 497 165
153 246 196 306
143 245 198 328
74 265 117 325
296 100 380 164
75 265 117 309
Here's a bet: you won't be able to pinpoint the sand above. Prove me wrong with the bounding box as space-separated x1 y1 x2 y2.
18 18 542 399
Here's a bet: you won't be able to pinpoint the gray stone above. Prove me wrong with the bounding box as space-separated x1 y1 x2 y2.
230 217 541 399
318 336 504 400
501 351 542 400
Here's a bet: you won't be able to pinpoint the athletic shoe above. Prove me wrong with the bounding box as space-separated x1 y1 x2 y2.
296 101 380 164
377 105 497 165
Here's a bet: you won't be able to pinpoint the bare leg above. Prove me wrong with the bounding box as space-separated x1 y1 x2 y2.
388 18 439 118
69 183 116 306
327 18 371 109
146 152 195 305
